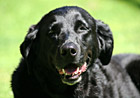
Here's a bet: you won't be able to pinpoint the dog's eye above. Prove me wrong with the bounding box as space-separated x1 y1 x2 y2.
78 24 87 31
75 20 88 33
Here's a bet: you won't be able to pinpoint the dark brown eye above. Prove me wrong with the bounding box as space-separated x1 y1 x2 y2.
78 24 87 31
75 20 88 32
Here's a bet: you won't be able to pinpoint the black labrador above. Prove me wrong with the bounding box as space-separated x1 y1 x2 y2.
11 6 140 98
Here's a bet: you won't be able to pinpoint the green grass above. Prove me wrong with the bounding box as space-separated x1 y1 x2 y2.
0 0 140 97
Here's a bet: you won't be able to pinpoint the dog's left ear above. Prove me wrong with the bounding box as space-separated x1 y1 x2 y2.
96 20 114 65
20 25 38 58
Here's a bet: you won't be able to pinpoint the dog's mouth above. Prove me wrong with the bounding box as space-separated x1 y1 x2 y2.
58 62 87 85
56 56 91 85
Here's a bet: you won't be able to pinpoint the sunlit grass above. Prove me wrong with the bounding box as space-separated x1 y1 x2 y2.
0 0 140 97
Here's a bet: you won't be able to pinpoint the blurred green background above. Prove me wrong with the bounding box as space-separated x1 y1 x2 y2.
0 0 140 97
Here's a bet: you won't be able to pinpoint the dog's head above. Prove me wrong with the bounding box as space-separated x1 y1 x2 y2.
20 6 113 85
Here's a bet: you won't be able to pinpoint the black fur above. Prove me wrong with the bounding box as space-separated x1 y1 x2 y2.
11 6 140 98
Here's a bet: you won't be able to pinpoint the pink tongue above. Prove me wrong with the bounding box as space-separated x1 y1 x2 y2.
80 63 87 72
64 63 87 75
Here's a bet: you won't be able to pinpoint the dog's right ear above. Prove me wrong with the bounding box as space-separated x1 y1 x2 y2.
20 25 38 58
96 20 114 65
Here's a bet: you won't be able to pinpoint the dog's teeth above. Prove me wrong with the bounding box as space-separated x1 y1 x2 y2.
75 67 79 74
62 69 65 74
84 62 87 66
77 67 79 72
65 72 68 75
75 72 77 75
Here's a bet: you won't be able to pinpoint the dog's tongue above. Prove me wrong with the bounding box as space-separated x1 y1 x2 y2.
64 63 87 75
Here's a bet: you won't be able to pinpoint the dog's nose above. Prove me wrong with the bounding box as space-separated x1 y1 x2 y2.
60 42 78 57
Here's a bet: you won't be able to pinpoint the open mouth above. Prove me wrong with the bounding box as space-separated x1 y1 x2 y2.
57 61 88 85
56 52 92 85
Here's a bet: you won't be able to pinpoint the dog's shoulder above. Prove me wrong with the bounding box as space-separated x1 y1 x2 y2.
112 54 140 91
11 59 48 97
103 54 140 97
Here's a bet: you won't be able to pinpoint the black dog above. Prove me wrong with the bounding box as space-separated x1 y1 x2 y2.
11 6 140 98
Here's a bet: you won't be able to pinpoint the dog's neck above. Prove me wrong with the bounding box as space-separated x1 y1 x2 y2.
33 61 110 98
74 63 110 98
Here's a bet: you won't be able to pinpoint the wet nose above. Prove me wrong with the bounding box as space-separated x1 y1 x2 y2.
60 42 78 57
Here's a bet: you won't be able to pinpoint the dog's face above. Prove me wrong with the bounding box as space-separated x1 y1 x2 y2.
20 6 113 85
38 7 99 85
